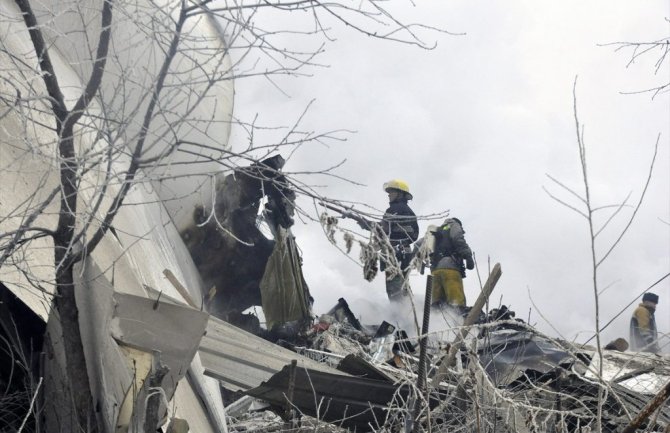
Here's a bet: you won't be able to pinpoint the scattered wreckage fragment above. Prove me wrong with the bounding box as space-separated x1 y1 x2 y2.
199 297 422 432
475 321 670 432
174 159 669 432
245 362 413 431
220 298 670 433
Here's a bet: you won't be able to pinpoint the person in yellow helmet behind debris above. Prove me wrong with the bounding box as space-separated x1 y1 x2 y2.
630 292 660 353
358 179 419 302
429 218 474 310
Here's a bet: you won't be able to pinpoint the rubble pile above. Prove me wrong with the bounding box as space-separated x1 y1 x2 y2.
222 299 670 433
180 158 669 433
1 155 668 433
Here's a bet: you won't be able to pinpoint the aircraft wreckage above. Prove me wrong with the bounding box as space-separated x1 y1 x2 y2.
1 156 669 432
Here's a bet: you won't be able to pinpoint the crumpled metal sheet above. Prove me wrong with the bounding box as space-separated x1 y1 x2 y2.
199 316 347 392
477 328 574 387
245 364 410 432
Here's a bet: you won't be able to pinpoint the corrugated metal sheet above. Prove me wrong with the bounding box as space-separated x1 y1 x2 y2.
200 316 350 391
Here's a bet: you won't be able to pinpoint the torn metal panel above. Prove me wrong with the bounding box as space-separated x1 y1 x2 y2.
0 89 205 319
294 347 345 368
325 298 363 331
42 260 211 433
225 395 258 417
199 316 347 391
336 354 396 382
74 261 133 433
477 328 574 387
245 364 411 432
43 261 131 433
94 260 228 433
111 292 209 379
0 0 233 238
111 292 211 431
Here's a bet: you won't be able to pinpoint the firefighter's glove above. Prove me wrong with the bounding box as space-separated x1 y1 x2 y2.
465 256 475 270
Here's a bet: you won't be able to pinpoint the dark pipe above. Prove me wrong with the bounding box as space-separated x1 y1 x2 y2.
412 274 433 432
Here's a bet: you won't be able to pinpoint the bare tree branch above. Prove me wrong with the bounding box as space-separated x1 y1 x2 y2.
596 135 660 267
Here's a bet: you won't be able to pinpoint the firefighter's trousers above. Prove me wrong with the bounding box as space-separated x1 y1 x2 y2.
431 268 466 306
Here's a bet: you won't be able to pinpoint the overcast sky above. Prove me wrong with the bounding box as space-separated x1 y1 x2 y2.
227 2 670 349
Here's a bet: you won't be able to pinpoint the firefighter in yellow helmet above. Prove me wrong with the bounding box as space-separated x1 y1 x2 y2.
358 179 419 302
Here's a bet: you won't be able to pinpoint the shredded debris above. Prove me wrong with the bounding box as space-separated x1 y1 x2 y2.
223 297 670 433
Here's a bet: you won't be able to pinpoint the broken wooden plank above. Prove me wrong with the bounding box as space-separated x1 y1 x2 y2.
434 263 502 383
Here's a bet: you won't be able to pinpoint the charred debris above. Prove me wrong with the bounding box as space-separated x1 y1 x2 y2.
0 156 670 433
2 156 668 432
179 157 670 433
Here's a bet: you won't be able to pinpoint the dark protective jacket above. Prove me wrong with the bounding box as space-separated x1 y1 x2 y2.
381 198 419 247
629 303 659 353
358 198 418 272
432 218 473 271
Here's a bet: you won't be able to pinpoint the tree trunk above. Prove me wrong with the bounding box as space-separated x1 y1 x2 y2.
54 262 99 432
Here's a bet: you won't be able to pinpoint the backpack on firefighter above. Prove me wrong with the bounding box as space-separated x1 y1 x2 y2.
428 219 467 277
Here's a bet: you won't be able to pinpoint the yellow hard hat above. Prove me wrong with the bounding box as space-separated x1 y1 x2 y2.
383 179 413 200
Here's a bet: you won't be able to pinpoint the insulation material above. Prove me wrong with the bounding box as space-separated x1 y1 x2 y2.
259 228 312 330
